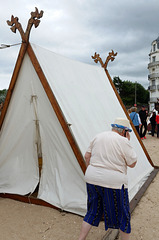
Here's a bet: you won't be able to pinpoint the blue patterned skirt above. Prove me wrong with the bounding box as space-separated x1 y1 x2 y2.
84 183 131 233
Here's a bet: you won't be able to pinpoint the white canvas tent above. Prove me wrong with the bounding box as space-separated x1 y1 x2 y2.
0 9 157 217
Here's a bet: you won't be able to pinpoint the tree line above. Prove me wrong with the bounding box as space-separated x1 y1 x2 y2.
113 77 149 107
0 89 7 104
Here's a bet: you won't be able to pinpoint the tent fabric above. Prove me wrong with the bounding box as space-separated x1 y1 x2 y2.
0 43 153 216
31 43 153 201
0 57 39 195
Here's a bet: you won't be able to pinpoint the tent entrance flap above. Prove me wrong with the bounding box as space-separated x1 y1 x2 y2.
31 94 43 177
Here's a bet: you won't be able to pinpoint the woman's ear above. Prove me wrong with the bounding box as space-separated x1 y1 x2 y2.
120 129 125 137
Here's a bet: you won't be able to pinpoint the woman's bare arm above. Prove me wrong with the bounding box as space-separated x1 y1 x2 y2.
128 161 137 168
84 152 91 168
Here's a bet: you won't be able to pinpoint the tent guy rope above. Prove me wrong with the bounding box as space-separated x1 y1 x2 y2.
0 43 21 49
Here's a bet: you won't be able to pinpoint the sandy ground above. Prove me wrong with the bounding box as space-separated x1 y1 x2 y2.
130 133 159 240
0 133 159 240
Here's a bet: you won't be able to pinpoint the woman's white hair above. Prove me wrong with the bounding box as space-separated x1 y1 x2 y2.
112 126 124 133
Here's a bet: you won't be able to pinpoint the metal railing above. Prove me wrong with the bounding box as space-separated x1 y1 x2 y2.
148 73 159 79
148 61 159 68
149 85 156 91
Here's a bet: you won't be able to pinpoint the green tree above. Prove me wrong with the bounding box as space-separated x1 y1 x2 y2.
136 83 149 104
113 77 149 106
113 76 123 94
0 89 7 103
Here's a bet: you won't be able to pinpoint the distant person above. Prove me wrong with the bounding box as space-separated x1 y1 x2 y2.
139 106 147 139
127 108 132 115
156 111 159 138
150 111 156 137
129 107 141 135
78 118 137 240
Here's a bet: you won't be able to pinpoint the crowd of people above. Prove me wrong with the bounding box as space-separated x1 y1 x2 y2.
128 105 159 138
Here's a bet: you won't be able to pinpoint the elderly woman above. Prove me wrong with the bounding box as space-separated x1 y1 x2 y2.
78 118 137 240
129 107 141 135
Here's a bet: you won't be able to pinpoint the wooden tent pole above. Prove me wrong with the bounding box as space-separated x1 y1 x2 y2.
92 51 158 168
0 42 28 130
27 43 86 174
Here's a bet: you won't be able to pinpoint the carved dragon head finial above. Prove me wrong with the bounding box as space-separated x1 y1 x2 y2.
7 7 44 43
92 50 117 70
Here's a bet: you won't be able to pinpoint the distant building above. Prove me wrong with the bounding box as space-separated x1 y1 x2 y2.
148 37 159 112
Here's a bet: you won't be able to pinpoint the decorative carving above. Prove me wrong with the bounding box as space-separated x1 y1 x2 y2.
92 52 104 67
92 50 117 70
7 7 44 43
7 16 24 38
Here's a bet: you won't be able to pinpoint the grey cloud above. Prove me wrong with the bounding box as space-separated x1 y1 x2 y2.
1 0 159 90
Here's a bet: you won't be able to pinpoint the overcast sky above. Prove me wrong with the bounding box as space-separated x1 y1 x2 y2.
0 0 159 90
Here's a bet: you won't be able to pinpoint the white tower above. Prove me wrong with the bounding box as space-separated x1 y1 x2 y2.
148 37 159 112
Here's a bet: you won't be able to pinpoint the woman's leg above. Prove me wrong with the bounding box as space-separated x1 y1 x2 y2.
78 221 92 240
139 124 143 138
151 124 155 136
157 124 159 138
135 126 139 134
119 230 130 240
